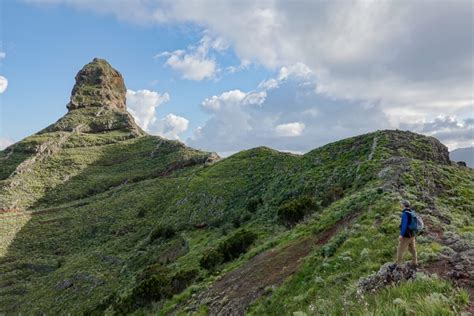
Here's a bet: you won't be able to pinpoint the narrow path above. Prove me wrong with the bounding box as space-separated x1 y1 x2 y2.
368 135 378 161
191 212 359 316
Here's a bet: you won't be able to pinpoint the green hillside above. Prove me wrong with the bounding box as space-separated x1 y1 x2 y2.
1 59 472 315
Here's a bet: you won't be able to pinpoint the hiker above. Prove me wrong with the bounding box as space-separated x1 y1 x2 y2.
396 200 418 267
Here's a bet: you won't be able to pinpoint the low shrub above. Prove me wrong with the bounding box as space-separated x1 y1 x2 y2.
321 232 349 257
232 216 242 228
277 196 318 227
113 274 171 314
136 208 147 218
241 212 252 223
171 269 199 293
322 186 344 207
84 293 116 315
138 263 170 282
200 229 257 270
149 225 176 243
232 212 253 228
219 229 257 261
200 248 224 270
246 196 263 213
113 267 198 314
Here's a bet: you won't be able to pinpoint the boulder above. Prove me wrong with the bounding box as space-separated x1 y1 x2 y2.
357 262 417 294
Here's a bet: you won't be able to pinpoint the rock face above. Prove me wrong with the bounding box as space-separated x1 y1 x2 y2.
40 58 144 136
67 58 127 112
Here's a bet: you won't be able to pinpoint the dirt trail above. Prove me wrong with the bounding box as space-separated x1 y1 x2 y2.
192 212 359 316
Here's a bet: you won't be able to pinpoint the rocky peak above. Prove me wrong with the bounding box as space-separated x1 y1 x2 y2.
41 59 144 136
67 58 127 112
382 130 451 165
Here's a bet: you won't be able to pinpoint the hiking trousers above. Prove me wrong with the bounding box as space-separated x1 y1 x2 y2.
396 237 417 265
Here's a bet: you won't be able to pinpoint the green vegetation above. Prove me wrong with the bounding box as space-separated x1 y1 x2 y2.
110 267 199 314
1 124 472 315
200 229 257 270
149 225 176 243
277 196 319 227
353 277 469 315
248 185 472 315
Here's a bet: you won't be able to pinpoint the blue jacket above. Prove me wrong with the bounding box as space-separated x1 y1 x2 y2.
400 209 412 238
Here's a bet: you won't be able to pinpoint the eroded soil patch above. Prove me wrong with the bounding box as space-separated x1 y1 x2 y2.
191 212 359 316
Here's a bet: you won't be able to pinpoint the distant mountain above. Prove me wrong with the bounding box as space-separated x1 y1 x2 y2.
1 59 472 315
450 147 474 168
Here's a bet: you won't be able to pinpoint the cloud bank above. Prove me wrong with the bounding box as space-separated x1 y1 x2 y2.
28 0 474 151
401 116 474 150
188 66 389 154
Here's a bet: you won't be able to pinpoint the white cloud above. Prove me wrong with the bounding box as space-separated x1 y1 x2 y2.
164 52 216 81
29 1 473 103
258 78 279 90
277 63 312 81
199 33 229 53
26 0 474 149
0 137 13 150
126 89 189 140
126 89 170 131
202 90 266 111
156 34 227 81
188 67 390 154
152 113 189 140
170 1 472 148
275 122 305 137
259 62 314 90
0 76 8 93
0 52 5 60
225 59 250 74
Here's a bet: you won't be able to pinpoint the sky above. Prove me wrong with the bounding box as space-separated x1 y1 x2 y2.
0 0 473 155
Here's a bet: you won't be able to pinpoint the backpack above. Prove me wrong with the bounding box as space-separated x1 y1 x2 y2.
407 210 424 236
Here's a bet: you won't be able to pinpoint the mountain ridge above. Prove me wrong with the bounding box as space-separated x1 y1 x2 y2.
0 59 472 315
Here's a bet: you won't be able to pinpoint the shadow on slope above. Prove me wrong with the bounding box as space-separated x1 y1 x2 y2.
30 135 214 209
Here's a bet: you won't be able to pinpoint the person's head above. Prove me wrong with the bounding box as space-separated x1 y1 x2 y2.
401 200 410 209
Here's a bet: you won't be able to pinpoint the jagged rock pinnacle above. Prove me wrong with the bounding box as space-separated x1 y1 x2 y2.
67 58 127 112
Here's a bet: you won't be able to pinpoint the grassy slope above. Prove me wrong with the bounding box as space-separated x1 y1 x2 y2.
248 162 473 315
0 127 472 315
247 134 473 315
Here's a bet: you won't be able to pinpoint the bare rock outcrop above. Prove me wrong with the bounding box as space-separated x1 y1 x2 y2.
67 58 127 112
383 130 450 165
40 58 144 135
357 262 417 294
